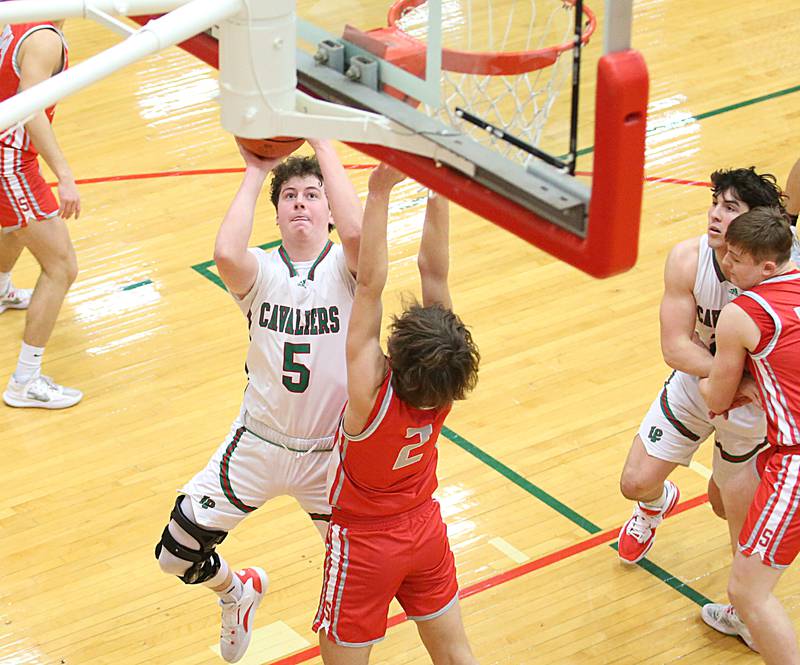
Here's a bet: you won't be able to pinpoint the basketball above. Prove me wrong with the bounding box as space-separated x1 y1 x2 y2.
235 136 305 159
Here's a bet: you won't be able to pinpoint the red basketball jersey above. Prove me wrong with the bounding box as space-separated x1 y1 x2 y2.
328 370 451 519
0 23 68 157
736 270 800 448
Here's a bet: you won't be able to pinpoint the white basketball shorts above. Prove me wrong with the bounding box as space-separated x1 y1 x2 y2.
637 370 767 485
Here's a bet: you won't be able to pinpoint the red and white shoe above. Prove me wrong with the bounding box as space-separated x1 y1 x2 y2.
618 480 680 564
0 283 32 314
219 567 269 663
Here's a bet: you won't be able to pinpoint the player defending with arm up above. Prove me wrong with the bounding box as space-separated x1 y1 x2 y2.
699 207 800 664
313 165 480 664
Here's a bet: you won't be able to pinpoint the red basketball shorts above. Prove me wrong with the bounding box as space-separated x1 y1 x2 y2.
313 499 459 647
740 448 800 568
0 148 58 231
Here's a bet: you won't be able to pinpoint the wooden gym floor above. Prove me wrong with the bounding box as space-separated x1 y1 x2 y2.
1 1 799 663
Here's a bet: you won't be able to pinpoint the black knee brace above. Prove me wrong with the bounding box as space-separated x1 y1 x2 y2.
155 495 228 584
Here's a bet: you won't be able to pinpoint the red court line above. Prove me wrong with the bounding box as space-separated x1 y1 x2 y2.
46 167 706 189
268 493 710 665
576 170 711 188
44 164 376 188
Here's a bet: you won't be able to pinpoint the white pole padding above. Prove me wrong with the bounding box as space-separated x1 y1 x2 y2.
0 0 190 23
0 0 243 132
219 0 298 138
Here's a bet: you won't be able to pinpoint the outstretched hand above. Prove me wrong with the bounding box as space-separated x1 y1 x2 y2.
368 163 406 193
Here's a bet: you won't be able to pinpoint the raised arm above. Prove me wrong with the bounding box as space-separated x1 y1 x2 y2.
659 240 714 377
698 303 760 414
18 28 78 219
308 139 362 274
417 192 452 309
213 147 281 298
343 164 405 433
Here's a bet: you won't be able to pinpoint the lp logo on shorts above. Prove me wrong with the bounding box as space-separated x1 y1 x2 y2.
648 426 663 443
199 495 216 510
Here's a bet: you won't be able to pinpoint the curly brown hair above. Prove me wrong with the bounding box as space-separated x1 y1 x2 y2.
386 303 480 409
269 155 323 208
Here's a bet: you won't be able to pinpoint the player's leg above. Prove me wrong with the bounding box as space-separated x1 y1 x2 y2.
156 423 277 663
398 501 476 664
701 461 762 652
290 448 334 541
318 632 372 665
0 231 31 312
2 216 81 408
415 600 477 665
619 434 679 503
617 373 710 563
707 476 725 518
728 552 798 664
313 520 403 660
724 450 800 662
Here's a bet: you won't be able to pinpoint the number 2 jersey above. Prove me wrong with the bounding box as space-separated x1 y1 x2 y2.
328 370 452 520
234 240 355 450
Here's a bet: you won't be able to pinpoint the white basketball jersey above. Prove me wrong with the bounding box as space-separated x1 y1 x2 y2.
234 241 355 449
693 235 739 350
791 234 800 265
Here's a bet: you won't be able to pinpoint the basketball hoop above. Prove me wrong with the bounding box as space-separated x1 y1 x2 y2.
388 0 596 76
346 0 596 166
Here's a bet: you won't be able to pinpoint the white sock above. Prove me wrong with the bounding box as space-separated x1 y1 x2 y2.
639 484 668 513
209 560 242 603
0 271 11 296
14 342 44 383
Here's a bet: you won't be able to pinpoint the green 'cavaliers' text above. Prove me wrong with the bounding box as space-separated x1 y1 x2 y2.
258 303 341 335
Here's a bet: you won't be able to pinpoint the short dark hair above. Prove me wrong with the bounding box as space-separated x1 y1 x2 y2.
725 206 793 265
710 167 785 210
386 303 480 410
269 155 323 209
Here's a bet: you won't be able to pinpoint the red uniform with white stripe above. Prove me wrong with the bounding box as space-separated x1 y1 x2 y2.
735 270 800 567
0 23 67 231
313 371 459 646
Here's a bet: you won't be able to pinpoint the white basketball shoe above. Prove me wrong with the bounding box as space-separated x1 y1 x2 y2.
3 374 83 409
219 567 269 663
0 284 32 314
701 603 758 652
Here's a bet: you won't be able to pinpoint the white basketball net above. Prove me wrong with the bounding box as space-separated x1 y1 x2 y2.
391 0 591 166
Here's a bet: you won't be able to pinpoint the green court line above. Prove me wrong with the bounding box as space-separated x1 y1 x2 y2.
190 246 711 608
190 240 281 289
121 279 152 291
610 542 712 606
574 82 800 159
441 426 602 534
442 426 712 607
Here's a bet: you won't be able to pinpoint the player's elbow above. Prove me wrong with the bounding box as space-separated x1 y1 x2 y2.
417 253 447 283
213 244 245 274
660 342 683 371
704 391 731 415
